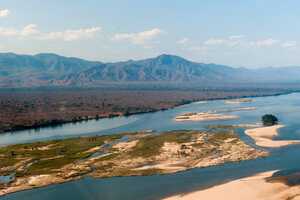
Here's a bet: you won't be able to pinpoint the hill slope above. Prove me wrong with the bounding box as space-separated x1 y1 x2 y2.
0 53 100 87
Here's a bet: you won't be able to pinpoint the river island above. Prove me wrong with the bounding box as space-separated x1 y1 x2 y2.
0 127 267 196
175 112 238 122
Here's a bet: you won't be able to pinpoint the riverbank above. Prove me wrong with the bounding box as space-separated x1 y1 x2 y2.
245 125 300 148
0 128 267 196
0 89 292 134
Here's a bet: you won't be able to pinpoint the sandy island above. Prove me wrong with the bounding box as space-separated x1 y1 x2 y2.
175 112 238 122
0 129 267 196
225 98 253 104
163 170 300 200
175 107 257 122
245 125 300 148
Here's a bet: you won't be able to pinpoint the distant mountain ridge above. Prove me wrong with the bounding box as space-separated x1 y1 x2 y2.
1 53 300 87
0 53 100 87
62 54 240 86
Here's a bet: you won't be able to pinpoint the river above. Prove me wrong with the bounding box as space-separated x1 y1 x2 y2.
1 93 300 200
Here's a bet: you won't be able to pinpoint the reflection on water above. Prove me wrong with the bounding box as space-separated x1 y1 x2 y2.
1 93 300 200
0 116 138 146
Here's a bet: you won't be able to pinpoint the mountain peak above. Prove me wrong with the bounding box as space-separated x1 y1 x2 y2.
35 53 62 58
154 54 189 65
156 54 185 60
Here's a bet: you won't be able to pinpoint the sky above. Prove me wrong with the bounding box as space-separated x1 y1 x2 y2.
0 0 300 68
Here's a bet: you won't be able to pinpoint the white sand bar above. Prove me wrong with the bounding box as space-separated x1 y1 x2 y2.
245 125 300 148
163 171 300 200
175 112 238 122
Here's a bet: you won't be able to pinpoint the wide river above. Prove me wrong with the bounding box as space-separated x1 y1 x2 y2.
1 93 300 200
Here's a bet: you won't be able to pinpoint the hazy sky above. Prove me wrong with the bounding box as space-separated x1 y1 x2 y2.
0 0 300 67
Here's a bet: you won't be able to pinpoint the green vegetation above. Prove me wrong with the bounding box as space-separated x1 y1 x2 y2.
0 129 239 176
262 114 279 126
0 134 123 176
129 131 195 158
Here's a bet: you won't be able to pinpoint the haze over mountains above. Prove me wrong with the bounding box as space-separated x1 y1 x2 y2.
1 53 300 88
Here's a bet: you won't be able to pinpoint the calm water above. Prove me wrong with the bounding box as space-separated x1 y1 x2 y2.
1 93 300 200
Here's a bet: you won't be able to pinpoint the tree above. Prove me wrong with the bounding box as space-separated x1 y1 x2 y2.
262 114 278 126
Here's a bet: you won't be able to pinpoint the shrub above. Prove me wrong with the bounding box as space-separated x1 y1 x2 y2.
262 114 278 126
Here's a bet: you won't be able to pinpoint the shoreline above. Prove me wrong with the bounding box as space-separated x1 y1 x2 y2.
245 125 300 148
2 91 294 135
163 170 296 200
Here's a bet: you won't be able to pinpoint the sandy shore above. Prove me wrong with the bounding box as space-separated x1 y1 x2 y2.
163 170 300 200
245 125 300 148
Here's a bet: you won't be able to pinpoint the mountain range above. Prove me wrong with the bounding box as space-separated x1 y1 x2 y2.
1 53 300 88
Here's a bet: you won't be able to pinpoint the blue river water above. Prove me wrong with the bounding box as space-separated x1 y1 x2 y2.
1 93 300 200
